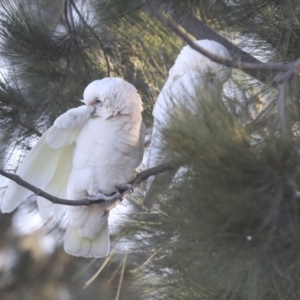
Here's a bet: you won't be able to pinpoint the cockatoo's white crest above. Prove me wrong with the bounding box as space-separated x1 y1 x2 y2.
1 77 146 258
83 77 143 119
169 39 231 84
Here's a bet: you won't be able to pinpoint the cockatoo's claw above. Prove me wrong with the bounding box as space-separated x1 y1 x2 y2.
83 191 122 202
116 183 134 194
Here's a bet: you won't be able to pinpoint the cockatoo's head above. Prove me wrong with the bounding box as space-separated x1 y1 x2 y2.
83 77 143 119
170 39 232 84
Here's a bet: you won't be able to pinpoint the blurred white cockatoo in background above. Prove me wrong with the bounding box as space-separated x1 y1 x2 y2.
143 39 232 208
1 77 146 258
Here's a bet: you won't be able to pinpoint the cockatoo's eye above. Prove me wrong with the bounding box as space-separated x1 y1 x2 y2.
95 98 103 107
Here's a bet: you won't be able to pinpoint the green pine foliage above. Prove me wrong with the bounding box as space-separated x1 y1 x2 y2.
128 84 300 299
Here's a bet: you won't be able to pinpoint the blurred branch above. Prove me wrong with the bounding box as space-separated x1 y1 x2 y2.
272 59 300 138
64 0 73 35
0 163 173 210
67 0 76 38
115 252 127 300
70 0 111 77
63 0 76 79
83 249 116 289
276 82 288 138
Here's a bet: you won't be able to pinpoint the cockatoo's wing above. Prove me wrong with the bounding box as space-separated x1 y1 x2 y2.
143 70 224 208
144 72 202 207
147 71 215 169
1 105 94 216
143 123 177 208
36 143 73 219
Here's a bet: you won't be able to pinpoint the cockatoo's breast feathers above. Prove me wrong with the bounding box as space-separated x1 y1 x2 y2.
170 39 232 84
83 77 143 119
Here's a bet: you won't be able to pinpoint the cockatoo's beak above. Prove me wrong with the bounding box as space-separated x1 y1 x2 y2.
91 106 96 116
79 99 96 116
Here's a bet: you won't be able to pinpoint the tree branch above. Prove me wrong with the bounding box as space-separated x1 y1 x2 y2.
143 1 298 145
0 164 173 213
70 0 111 77
63 0 72 34
143 0 300 78
276 81 289 138
162 3 272 83
67 0 76 39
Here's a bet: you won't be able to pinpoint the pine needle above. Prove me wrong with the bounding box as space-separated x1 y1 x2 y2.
71 258 97 282
130 250 159 274
83 248 116 289
115 252 127 300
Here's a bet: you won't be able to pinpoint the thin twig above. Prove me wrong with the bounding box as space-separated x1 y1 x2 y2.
67 0 76 40
83 248 116 289
63 0 77 83
80 50 91 82
64 0 72 34
115 252 127 300
71 258 97 281
143 0 300 76
0 164 173 207
276 81 289 138
130 250 159 273
70 0 111 77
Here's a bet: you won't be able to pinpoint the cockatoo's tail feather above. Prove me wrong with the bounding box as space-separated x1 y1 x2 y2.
65 204 110 258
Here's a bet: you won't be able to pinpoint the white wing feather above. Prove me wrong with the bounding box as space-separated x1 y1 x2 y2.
36 144 74 219
1 105 94 216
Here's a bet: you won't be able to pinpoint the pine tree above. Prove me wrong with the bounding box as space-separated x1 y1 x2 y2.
0 0 300 299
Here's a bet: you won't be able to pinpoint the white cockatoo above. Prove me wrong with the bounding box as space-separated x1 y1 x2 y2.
1 77 146 258
143 39 232 208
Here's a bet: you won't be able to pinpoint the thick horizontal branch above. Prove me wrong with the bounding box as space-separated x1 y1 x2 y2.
164 3 271 83
0 164 173 211
130 163 173 187
103 163 173 215
143 0 300 78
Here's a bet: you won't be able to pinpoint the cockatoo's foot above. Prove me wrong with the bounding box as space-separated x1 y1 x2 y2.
116 183 134 194
83 191 122 202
